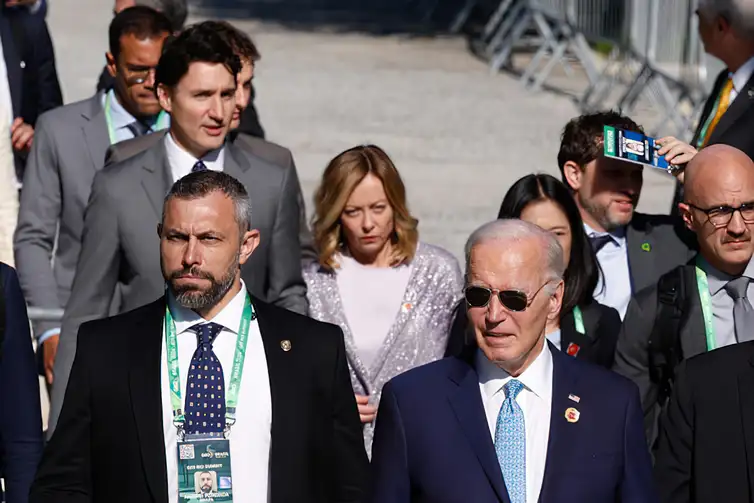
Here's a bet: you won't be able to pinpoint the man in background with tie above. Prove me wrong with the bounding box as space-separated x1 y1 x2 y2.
614 144 754 449
48 23 307 435
371 219 656 503
671 0 754 210
558 112 696 320
14 6 172 387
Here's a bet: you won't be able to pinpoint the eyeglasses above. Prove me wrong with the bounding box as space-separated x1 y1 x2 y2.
687 202 754 228
464 282 551 312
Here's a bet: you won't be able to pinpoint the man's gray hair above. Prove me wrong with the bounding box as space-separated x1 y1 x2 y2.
464 219 566 289
136 0 188 31
162 171 252 234
698 0 754 38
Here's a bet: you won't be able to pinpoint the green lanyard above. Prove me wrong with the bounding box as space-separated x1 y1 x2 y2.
572 306 585 335
104 92 169 145
164 293 255 435
694 264 717 351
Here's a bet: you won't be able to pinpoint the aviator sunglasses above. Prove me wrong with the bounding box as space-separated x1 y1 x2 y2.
464 282 551 312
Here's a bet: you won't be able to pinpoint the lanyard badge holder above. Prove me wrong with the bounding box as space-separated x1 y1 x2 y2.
165 294 255 503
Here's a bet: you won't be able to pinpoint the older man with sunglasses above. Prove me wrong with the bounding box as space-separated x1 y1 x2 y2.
370 219 656 503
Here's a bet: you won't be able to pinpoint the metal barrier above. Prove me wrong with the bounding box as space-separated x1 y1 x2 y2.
452 0 709 138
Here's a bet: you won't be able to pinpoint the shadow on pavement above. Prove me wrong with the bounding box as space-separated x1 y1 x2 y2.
188 0 480 36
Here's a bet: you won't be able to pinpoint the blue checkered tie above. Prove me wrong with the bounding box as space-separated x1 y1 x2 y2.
495 379 526 503
192 160 208 173
184 323 225 435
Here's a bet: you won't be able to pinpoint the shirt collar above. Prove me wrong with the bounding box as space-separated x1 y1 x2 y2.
699 255 754 295
583 222 627 247
731 55 754 95
167 280 248 336
104 89 144 132
476 341 553 403
164 130 225 173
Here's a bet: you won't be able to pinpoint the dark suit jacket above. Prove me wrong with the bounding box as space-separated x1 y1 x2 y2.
672 69 754 210
624 212 697 295
96 68 265 138
31 294 370 503
446 301 621 368
1 4 62 178
0 263 43 503
371 343 657 503
104 129 316 264
654 342 754 503
613 261 706 448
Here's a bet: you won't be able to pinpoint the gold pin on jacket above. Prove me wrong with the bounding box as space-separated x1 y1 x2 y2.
565 407 580 423
281 340 292 352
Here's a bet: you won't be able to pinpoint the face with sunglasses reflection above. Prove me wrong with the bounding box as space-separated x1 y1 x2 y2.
679 145 754 276
106 32 170 120
466 239 563 376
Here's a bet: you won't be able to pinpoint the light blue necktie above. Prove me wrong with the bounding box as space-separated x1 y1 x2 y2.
495 379 526 503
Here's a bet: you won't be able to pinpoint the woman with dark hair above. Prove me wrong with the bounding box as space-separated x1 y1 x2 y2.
447 173 621 368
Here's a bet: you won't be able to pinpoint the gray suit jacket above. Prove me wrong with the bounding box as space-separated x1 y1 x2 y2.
49 137 308 433
13 93 110 338
105 130 316 263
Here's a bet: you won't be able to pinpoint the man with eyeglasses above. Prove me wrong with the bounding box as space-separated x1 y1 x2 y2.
13 6 171 388
371 218 656 503
614 144 754 451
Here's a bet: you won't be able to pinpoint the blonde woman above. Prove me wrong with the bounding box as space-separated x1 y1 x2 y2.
304 145 462 455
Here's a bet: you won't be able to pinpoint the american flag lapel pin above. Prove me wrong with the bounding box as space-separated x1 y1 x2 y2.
568 394 580 403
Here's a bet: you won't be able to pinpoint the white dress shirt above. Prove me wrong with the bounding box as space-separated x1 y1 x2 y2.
477 344 553 503
730 55 754 103
103 89 167 144
0 36 12 126
164 131 225 183
161 282 272 503
585 223 632 319
545 328 561 351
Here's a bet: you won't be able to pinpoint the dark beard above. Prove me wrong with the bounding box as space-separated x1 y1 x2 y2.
167 255 238 312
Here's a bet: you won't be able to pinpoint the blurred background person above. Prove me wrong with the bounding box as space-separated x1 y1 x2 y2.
304 144 462 455
447 173 620 368
0 262 43 503
0 117 17 265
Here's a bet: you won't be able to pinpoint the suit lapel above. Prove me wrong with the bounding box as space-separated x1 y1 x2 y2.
81 94 109 171
141 138 171 217
737 353 754 499
539 346 581 502
447 354 511 503
128 298 168 503
223 142 251 180
709 71 754 145
693 70 728 146
626 220 655 293
0 14 21 117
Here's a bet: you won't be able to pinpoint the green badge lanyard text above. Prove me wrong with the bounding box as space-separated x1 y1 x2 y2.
694 264 717 351
164 293 254 437
104 92 169 145
572 306 585 335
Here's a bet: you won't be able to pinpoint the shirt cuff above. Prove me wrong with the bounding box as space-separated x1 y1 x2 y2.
38 327 60 345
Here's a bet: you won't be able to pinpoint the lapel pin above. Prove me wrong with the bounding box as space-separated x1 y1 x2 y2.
641 242 651 252
749 89 754 99
19 61 25 69
565 407 580 423
566 342 581 357
280 340 292 352
401 302 413 313
568 394 581 403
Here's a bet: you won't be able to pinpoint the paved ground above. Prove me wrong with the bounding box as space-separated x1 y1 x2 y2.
47 0 677 262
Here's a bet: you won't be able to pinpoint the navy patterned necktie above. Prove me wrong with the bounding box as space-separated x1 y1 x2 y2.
185 322 226 435
126 120 151 138
192 160 208 173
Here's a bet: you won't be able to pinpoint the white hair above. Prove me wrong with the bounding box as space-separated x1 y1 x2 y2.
464 219 566 291
698 0 754 38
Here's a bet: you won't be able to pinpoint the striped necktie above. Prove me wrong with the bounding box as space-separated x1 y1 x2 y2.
700 76 734 148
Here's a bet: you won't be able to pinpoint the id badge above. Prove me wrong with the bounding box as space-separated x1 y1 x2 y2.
177 435 233 502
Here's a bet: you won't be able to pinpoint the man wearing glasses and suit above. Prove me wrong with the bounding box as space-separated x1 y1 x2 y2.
371 219 656 503
13 6 172 388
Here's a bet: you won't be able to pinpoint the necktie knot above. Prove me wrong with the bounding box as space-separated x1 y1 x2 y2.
725 276 751 300
126 120 151 138
504 379 524 400
192 160 208 173
192 322 223 349
589 234 614 253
